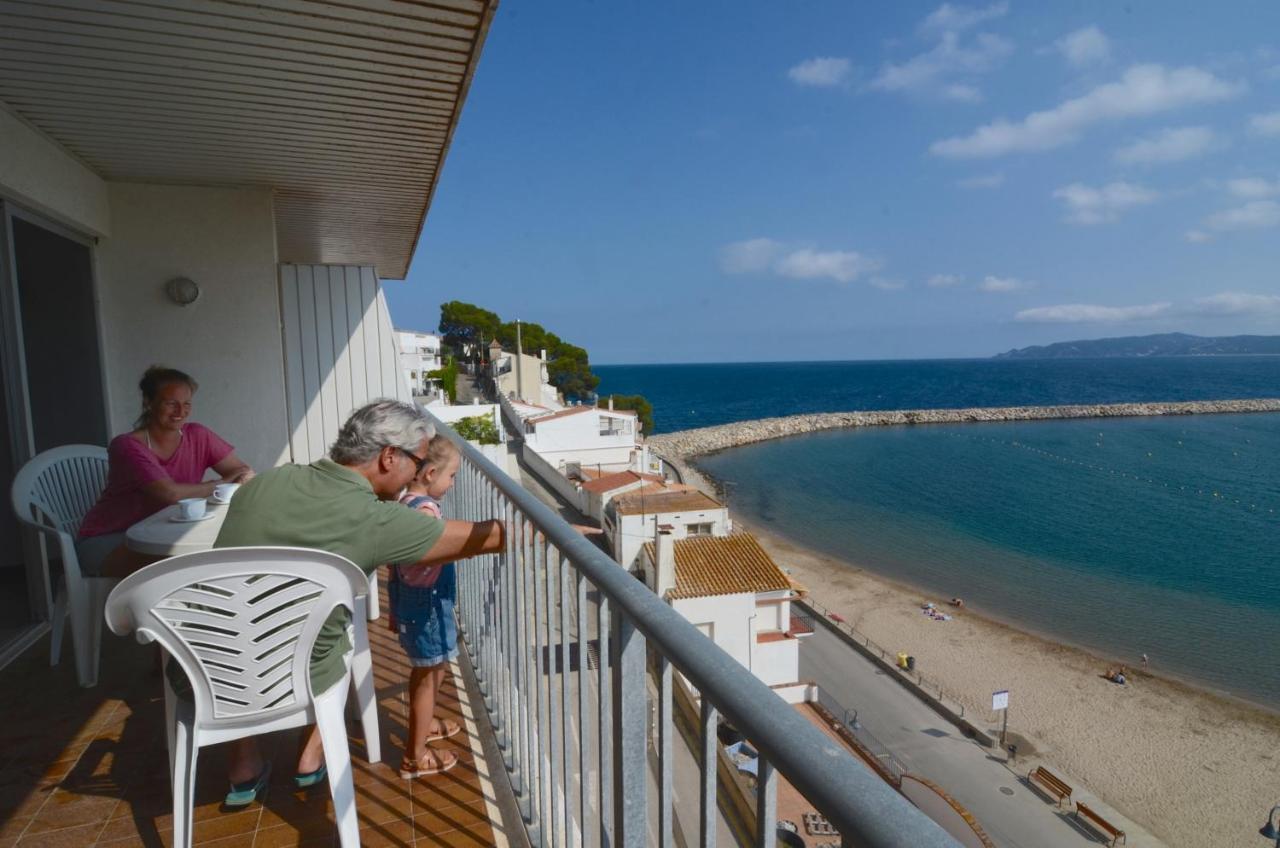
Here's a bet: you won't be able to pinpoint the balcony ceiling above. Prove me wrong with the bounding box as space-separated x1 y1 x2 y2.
0 0 496 279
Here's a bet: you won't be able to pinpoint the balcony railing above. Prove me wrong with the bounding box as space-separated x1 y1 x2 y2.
429 412 958 847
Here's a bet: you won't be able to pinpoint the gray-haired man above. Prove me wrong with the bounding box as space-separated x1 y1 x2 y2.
213 399 505 801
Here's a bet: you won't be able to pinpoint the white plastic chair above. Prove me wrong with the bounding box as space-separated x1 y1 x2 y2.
347 567 381 763
10 444 110 687
104 547 371 847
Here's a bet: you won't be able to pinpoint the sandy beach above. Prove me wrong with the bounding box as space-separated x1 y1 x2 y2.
676 460 1280 848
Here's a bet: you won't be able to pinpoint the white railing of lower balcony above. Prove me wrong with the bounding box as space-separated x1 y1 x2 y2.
429 414 959 848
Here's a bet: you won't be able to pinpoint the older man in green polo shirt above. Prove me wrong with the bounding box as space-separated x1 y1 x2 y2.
214 399 505 803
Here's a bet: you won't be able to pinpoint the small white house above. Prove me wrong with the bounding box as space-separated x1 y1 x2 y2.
522 405 642 475
578 470 666 523
397 328 443 394
638 532 809 697
605 487 728 571
489 340 559 407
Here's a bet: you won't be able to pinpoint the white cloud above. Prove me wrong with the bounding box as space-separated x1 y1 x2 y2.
1226 177 1280 198
1184 229 1213 243
1015 302 1172 323
868 32 1013 101
1190 291 1280 316
788 57 853 87
1052 181 1159 225
957 172 1004 189
1055 26 1111 68
1113 126 1215 165
869 277 906 291
931 64 1244 158
1015 292 1280 323
928 273 963 287
1249 111 1280 136
720 239 882 284
774 249 881 283
1205 200 1280 230
719 238 781 274
979 275 1032 292
919 2 1009 36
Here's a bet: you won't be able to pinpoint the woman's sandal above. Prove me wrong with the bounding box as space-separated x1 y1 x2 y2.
293 764 327 790
224 762 271 808
425 719 461 742
399 748 458 779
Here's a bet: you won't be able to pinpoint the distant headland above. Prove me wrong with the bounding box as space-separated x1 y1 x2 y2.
995 332 1280 359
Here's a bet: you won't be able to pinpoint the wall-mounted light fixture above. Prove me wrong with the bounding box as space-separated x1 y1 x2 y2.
165 276 201 307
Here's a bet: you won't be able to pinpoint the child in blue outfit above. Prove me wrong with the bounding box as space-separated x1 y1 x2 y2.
389 435 462 778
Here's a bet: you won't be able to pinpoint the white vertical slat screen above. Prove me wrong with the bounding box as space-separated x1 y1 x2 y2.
279 264 412 465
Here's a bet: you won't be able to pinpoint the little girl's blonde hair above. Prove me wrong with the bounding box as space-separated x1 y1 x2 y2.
422 434 460 472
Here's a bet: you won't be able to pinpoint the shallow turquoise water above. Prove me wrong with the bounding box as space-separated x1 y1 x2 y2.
699 413 1280 707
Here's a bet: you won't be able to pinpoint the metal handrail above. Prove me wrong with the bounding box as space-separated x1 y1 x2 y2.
429 412 958 847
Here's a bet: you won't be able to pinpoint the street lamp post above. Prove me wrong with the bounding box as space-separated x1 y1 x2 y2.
1262 804 1280 845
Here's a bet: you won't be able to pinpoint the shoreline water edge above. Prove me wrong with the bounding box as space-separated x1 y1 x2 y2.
647 399 1280 848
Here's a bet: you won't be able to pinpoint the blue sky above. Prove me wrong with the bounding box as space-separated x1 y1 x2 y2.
385 1 1280 363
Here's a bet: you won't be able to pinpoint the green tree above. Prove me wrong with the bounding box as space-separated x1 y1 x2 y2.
453 414 500 445
602 394 653 434
439 301 501 362
426 357 458 403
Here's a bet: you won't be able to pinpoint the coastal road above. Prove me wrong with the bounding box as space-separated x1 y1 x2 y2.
800 625 1117 848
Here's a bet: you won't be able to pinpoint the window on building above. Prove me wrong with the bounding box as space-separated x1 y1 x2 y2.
686 522 714 536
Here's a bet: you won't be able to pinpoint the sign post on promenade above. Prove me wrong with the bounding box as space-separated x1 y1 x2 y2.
992 689 1010 748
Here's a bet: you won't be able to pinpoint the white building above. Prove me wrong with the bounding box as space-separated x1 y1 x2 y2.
397 329 443 395
604 487 729 571
522 405 645 476
637 533 810 698
578 470 666 523
489 340 559 408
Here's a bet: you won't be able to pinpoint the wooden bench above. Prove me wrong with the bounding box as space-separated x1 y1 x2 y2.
1075 802 1126 846
1028 766 1073 807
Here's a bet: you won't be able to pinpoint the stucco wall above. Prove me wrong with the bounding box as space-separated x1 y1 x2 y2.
94 183 290 471
673 593 755 671
0 107 110 237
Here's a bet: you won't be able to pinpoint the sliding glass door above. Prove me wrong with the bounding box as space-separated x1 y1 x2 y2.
0 200 108 667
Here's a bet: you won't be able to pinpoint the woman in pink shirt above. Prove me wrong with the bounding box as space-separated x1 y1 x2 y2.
78 366 254 577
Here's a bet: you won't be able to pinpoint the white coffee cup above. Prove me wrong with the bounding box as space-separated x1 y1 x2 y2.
212 482 240 503
178 497 207 520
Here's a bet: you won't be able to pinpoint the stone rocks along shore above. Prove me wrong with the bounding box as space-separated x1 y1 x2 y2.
646 398 1280 460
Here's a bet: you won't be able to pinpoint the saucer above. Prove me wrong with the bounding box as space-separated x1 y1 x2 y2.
170 512 216 523
206 496 231 506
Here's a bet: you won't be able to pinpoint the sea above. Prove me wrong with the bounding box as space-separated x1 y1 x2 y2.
596 358 1280 708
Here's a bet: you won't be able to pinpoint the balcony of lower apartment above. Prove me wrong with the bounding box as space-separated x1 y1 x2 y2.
0 416 962 848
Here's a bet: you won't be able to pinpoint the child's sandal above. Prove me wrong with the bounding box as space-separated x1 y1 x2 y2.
398 748 458 778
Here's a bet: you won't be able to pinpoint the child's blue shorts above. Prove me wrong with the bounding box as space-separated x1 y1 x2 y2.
390 565 458 668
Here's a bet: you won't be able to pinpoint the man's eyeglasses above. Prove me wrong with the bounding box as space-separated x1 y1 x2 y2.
396 446 429 475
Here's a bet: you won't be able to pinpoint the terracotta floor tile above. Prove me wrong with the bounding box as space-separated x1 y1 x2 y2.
189 808 259 844
354 818 419 848
93 813 172 845
412 818 496 848
412 799 488 838
250 823 337 848
188 834 254 848
0 817 30 842
353 790 413 828
24 788 120 835
15 821 101 846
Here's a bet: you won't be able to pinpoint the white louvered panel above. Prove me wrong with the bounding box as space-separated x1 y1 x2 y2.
0 0 497 279
280 264 413 465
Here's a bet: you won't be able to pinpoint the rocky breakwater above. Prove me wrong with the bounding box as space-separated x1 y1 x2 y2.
647 398 1280 460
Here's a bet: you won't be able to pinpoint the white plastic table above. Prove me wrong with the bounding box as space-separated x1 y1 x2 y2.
125 500 230 556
